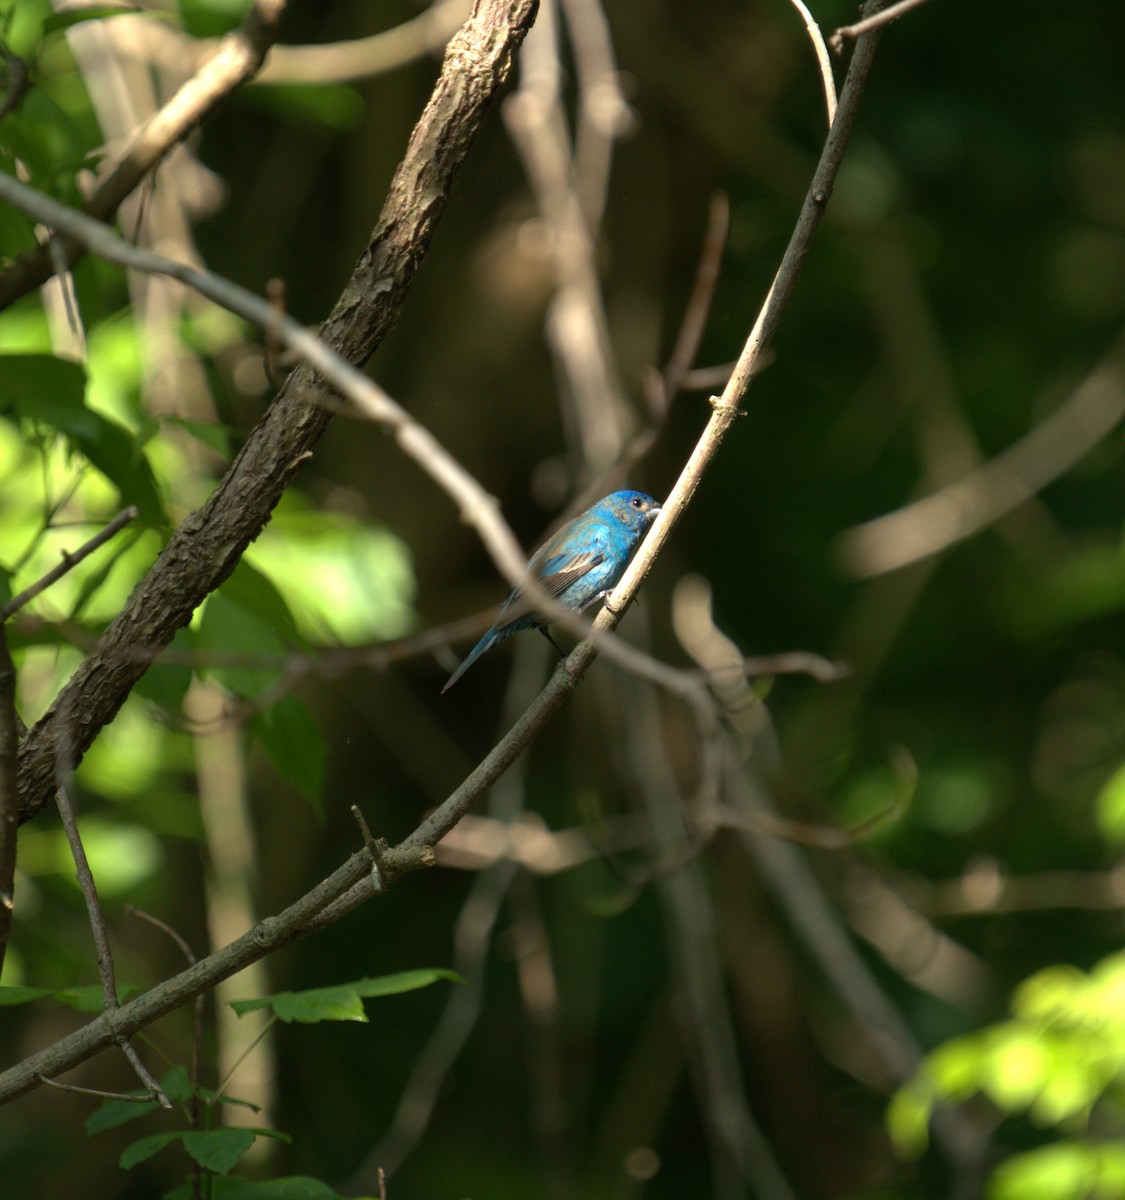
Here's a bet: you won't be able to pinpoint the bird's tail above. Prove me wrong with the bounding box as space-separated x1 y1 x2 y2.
441 627 501 692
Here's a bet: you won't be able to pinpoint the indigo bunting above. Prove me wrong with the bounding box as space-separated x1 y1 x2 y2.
443 490 661 691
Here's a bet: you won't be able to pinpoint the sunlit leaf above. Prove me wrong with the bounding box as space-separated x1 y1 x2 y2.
0 354 165 524
1095 764 1125 844
989 1141 1125 1200
885 1081 933 1161
244 502 414 645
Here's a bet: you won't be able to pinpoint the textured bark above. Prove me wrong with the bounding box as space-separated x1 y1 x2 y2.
16 0 539 823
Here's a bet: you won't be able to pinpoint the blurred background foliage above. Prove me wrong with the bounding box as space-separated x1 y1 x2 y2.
1 0 1124 1197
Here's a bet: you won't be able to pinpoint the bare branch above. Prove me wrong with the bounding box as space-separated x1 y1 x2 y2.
0 0 289 310
0 507 139 623
54 784 171 1107
0 628 17 977
829 0 931 53
11 0 541 825
837 328 1125 576
115 0 470 87
784 0 838 127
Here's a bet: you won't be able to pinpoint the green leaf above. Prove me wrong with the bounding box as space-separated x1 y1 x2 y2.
87 1096 162 1134
182 1127 257 1174
160 1065 196 1104
222 1178 350 1200
162 414 237 457
132 624 195 714
120 1131 182 1170
0 982 137 1010
0 985 54 1006
235 985 367 1025
240 84 365 131
42 5 152 35
230 970 461 1023
886 1081 933 1161
196 592 287 696
1096 763 1125 843
218 558 304 647
55 982 141 1011
0 91 92 193
165 1177 350 1200
178 0 253 39
0 354 165 524
251 695 325 809
347 969 465 1000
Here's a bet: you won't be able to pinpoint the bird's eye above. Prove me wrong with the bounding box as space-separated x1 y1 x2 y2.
631 497 643 508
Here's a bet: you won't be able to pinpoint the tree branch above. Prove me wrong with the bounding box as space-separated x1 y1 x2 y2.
0 0 887 1107
0 0 289 311
14 0 540 825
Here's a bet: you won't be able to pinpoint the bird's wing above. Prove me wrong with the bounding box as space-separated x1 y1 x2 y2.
535 546 607 599
493 523 610 630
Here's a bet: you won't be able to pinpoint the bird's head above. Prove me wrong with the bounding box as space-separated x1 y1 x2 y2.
600 490 662 535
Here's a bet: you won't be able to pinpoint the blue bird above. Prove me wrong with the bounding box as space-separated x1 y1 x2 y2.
443 490 662 691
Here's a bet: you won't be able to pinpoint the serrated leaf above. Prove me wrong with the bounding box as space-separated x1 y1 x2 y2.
229 970 461 1022
251 695 325 809
120 1130 182 1170
182 1127 257 1174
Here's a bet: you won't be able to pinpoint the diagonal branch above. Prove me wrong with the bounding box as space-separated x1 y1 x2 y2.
14 0 540 826
0 0 888 1108
0 0 289 311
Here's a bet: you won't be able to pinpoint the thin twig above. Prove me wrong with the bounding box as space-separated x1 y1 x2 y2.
836 329 1125 576
54 784 171 1107
116 0 470 87
126 906 204 1139
653 192 731 414
0 627 17 977
37 1074 161 1101
0 0 288 310
0 507 140 622
784 0 838 127
11 0 541 825
830 0 930 53
0 2 889 1109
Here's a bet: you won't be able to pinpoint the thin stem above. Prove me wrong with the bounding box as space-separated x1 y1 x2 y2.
0 507 139 622
0 627 16 977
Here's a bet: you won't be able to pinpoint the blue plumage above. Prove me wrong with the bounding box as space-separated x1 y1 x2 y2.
442 490 661 691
